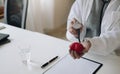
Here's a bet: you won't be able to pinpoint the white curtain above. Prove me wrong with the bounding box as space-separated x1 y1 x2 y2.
26 0 74 33
26 0 44 33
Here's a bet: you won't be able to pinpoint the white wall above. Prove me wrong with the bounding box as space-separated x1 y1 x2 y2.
0 0 3 6
26 0 74 33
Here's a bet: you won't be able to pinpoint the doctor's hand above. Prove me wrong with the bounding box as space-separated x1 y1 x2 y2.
68 18 83 38
69 40 91 59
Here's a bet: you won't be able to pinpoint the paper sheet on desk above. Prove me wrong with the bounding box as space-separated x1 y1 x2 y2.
44 54 102 74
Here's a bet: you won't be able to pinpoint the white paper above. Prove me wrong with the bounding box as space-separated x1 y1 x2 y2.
44 54 102 74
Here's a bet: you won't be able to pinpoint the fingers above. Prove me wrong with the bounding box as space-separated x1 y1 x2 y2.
74 51 81 59
81 39 91 53
69 27 78 37
69 19 78 37
69 39 91 60
69 50 75 59
69 50 84 59
71 18 77 25
68 18 83 37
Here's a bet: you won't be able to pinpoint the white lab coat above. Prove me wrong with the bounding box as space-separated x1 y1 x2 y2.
66 0 120 56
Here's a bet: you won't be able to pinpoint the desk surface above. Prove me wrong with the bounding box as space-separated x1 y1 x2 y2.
0 23 120 74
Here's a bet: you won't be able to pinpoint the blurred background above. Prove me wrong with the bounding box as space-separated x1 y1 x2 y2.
0 0 75 40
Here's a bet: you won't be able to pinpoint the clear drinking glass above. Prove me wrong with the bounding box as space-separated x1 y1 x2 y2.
17 41 41 70
17 41 31 65
19 47 31 64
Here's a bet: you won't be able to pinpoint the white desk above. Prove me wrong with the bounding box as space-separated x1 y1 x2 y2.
0 23 70 74
0 23 120 74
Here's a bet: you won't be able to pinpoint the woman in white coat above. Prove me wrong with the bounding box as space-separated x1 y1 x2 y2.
66 0 120 59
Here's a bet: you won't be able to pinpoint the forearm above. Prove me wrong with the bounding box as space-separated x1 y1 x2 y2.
86 30 120 56
67 0 82 30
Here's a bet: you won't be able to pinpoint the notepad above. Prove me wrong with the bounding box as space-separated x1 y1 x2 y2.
44 54 103 74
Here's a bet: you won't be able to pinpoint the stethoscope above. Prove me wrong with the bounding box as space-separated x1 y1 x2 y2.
101 0 111 17
98 0 111 35
75 0 111 42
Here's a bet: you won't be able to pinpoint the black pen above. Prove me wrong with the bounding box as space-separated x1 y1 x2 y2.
41 56 58 68
77 29 80 43
73 21 81 43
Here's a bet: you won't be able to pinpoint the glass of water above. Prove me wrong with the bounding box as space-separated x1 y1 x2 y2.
17 40 41 70
18 41 31 65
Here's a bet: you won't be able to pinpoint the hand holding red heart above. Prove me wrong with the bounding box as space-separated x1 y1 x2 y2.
69 40 91 59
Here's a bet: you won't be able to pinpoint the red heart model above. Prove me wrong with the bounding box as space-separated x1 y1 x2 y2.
70 42 84 53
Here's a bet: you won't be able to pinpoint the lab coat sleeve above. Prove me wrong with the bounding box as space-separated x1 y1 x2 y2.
87 11 120 56
66 0 83 42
